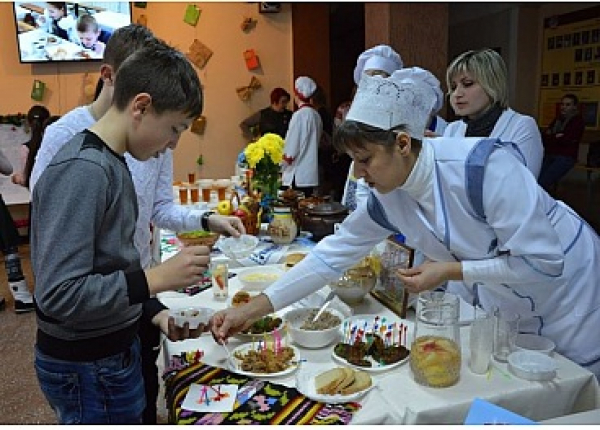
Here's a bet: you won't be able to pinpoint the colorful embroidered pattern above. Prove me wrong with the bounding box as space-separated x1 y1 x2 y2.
163 361 361 425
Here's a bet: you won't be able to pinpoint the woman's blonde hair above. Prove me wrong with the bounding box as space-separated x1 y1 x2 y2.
446 48 509 109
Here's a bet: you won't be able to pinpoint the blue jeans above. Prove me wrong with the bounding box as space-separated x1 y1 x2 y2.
34 337 146 424
538 154 576 191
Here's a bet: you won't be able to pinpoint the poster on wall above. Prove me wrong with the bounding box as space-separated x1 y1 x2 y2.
539 6 600 130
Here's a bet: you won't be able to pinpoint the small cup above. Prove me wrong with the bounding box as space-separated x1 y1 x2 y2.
210 261 229 300
493 309 520 362
188 172 196 184
469 309 494 374
216 187 227 201
201 188 212 202
178 187 189 205
190 186 200 203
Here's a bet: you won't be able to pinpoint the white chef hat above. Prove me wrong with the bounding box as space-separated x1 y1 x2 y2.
409 67 445 114
294 76 317 103
353 45 404 85
345 67 439 140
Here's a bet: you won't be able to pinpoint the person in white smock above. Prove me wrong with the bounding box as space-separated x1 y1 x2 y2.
442 48 544 178
211 67 600 380
281 76 322 197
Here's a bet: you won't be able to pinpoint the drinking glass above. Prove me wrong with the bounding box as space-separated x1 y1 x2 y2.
493 308 520 362
469 309 494 374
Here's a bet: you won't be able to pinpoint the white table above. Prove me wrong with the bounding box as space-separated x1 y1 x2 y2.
17 28 96 62
159 268 600 425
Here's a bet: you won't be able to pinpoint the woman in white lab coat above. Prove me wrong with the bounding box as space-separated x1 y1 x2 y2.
281 76 322 197
211 68 600 379
442 48 544 178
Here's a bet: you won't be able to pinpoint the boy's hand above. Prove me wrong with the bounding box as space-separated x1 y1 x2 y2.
152 309 206 341
145 245 210 295
207 215 246 237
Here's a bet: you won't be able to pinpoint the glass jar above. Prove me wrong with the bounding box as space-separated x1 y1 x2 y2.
267 206 298 245
410 291 462 387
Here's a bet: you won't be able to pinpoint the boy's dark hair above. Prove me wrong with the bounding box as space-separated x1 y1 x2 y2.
563 93 579 105
113 43 203 119
76 13 99 33
103 24 156 73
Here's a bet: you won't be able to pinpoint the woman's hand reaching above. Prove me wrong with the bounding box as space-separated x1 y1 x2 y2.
397 261 463 294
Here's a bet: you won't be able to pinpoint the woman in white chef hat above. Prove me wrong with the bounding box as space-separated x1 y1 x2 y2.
281 76 322 197
212 67 600 381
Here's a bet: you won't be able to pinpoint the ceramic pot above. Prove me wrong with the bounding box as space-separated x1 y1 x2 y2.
302 202 348 242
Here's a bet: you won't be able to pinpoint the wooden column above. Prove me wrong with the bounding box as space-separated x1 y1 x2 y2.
365 3 449 95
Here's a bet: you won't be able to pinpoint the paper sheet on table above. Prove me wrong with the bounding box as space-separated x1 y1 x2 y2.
237 243 290 266
181 384 238 413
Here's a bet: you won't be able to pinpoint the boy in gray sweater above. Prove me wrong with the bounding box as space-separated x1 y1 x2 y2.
31 42 205 424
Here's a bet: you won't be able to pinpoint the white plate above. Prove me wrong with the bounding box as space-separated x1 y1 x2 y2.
229 343 301 378
232 313 285 342
334 314 411 373
295 367 375 404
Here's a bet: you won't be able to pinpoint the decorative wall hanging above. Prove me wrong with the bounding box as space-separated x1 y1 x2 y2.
187 39 213 70
259 2 281 13
243 49 260 71
184 4 201 27
137 14 148 26
191 116 207 135
81 73 96 104
236 76 262 101
31 80 46 102
240 17 257 32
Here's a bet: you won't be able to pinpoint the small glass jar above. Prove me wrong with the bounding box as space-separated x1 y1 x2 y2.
210 262 229 300
410 291 462 387
267 206 297 245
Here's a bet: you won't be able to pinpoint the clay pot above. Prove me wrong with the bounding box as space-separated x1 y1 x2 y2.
302 202 348 242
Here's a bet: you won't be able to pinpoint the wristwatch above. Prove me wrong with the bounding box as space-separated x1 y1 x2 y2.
201 211 215 231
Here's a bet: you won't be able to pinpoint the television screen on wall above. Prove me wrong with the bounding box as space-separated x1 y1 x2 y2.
13 2 133 63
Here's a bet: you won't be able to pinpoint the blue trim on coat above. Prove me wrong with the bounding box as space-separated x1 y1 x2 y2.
519 256 562 277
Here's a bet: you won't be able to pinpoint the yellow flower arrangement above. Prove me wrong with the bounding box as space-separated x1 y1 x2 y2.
244 133 284 199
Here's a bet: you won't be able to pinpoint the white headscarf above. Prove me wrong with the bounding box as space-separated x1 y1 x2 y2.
294 76 317 103
353 45 404 85
345 67 439 140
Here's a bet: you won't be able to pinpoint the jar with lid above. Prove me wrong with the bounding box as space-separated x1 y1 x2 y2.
267 206 298 245
410 291 462 387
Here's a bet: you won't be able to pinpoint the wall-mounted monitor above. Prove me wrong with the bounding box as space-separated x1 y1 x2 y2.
13 2 133 64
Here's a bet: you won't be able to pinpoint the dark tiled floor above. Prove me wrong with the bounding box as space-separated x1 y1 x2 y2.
0 172 597 424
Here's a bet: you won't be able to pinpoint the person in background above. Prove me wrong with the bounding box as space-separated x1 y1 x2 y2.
239 87 292 141
210 67 600 381
32 42 208 425
12 105 50 189
341 44 404 212
0 148 34 314
443 48 544 178
76 13 111 56
312 85 351 201
31 24 244 425
538 93 586 192
281 76 322 197
37 2 78 43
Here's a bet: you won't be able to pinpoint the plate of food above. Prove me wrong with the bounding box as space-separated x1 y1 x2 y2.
233 314 285 342
296 366 374 404
229 342 301 378
332 315 411 373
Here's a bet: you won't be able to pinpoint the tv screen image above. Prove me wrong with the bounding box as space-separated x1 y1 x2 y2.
13 2 133 63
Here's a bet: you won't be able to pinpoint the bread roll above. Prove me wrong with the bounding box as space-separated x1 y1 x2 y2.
315 368 345 395
285 252 306 270
335 367 356 394
340 370 372 395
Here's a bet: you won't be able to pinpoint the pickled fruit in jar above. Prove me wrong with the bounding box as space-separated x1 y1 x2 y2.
410 335 461 387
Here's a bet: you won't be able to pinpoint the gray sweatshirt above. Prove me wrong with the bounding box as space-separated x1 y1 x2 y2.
31 130 149 361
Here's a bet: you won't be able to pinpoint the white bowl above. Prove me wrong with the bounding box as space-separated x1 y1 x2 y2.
214 179 232 189
507 350 558 381
284 307 344 349
238 266 285 291
219 234 259 260
169 306 214 329
513 333 555 355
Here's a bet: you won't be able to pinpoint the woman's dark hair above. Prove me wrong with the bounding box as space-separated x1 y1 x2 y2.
333 120 419 154
270 87 290 105
23 105 51 189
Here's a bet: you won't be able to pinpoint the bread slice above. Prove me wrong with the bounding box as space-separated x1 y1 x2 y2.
315 368 345 395
335 368 356 394
340 370 372 395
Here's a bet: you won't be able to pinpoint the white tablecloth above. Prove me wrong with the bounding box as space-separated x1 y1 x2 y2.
159 268 600 425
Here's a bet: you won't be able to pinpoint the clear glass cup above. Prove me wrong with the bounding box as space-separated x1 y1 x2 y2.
410 291 462 387
178 187 189 205
493 308 520 362
210 262 229 300
469 309 494 374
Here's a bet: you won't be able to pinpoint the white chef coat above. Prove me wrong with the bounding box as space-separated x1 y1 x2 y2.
30 106 204 269
264 136 600 377
281 104 322 187
443 108 544 179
